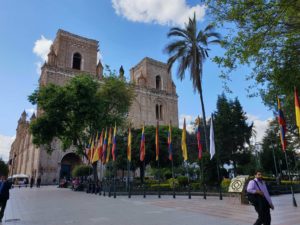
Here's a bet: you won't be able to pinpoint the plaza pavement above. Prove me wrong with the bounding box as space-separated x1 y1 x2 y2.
2 186 300 225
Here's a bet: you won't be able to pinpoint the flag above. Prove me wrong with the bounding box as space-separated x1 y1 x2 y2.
167 121 172 161
127 127 132 162
210 115 215 160
140 123 146 161
112 123 117 161
196 116 203 160
102 128 108 164
155 121 159 161
92 130 103 163
89 136 95 162
181 118 188 161
295 87 300 134
86 137 92 161
106 127 112 163
277 98 287 151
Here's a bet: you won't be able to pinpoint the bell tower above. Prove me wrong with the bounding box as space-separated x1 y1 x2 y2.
39 29 103 87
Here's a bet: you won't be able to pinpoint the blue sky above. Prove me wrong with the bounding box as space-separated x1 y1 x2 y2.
0 0 273 160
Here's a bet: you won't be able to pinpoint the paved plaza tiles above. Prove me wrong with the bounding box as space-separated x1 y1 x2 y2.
2 186 300 225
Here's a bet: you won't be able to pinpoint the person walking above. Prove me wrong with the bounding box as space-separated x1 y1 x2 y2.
247 170 274 225
30 176 34 188
36 176 41 188
0 175 12 222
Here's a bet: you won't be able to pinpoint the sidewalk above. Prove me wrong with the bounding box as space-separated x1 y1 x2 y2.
2 186 300 225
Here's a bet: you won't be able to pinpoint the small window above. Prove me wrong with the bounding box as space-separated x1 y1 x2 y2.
156 104 159 119
160 105 163 120
156 76 161 90
72 53 81 70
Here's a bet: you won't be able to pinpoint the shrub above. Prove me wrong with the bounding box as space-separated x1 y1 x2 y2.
167 178 179 188
191 182 200 191
150 183 170 189
164 171 173 180
177 176 188 187
221 178 231 192
71 165 92 177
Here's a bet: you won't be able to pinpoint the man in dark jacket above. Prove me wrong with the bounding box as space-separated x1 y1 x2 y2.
0 175 12 222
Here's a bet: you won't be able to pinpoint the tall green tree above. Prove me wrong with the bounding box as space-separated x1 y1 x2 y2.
214 94 253 175
0 158 8 177
260 120 296 176
164 14 221 151
28 74 134 157
207 0 300 133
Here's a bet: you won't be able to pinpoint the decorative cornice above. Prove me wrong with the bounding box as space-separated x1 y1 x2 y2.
57 29 98 46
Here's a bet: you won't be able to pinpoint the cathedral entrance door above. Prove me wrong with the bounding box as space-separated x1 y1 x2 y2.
60 153 82 180
60 164 71 180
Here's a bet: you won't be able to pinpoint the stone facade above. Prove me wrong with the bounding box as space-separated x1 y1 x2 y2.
9 29 178 184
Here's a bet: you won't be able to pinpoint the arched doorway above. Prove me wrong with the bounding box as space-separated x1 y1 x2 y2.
60 153 81 180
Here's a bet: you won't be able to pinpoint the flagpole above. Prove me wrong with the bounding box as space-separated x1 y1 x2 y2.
185 162 191 199
143 160 146 198
216 156 223 200
171 158 175 198
284 151 297 207
103 164 106 197
113 160 116 198
99 162 102 195
199 159 206 199
157 158 161 198
108 163 112 197
127 160 131 198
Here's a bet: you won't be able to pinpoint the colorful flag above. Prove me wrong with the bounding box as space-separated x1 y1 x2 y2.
181 118 188 161
167 121 172 161
196 116 203 160
106 127 112 163
89 136 95 162
102 128 108 164
98 129 104 160
295 87 300 134
140 124 146 161
155 121 159 161
86 137 92 161
210 115 215 160
127 127 132 162
112 123 117 161
92 129 103 163
277 98 287 151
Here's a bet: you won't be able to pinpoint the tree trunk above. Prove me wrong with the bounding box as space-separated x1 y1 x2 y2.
198 84 209 151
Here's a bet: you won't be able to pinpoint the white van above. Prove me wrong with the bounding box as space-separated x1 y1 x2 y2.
8 174 29 188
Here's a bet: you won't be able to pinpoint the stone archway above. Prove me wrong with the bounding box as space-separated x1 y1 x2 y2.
59 153 81 180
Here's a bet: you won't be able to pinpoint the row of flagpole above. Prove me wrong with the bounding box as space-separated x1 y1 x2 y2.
85 87 299 204
85 116 221 199
276 87 300 207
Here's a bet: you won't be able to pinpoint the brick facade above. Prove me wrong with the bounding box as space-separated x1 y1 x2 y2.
9 30 178 184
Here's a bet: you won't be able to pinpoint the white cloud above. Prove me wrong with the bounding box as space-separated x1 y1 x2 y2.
179 114 197 133
112 0 206 27
247 114 272 143
25 108 37 118
33 35 53 75
0 135 15 162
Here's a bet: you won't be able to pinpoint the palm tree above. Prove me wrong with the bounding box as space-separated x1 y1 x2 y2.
164 14 221 151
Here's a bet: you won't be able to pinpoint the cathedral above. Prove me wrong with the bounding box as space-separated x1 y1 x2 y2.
9 29 179 184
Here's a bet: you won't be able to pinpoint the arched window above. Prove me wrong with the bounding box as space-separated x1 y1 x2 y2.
156 104 159 120
155 104 163 120
72 53 81 70
160 105 163 120
156 75 161 90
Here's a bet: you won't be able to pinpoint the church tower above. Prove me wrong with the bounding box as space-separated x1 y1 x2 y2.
39 29 102 87
128 57 179 127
